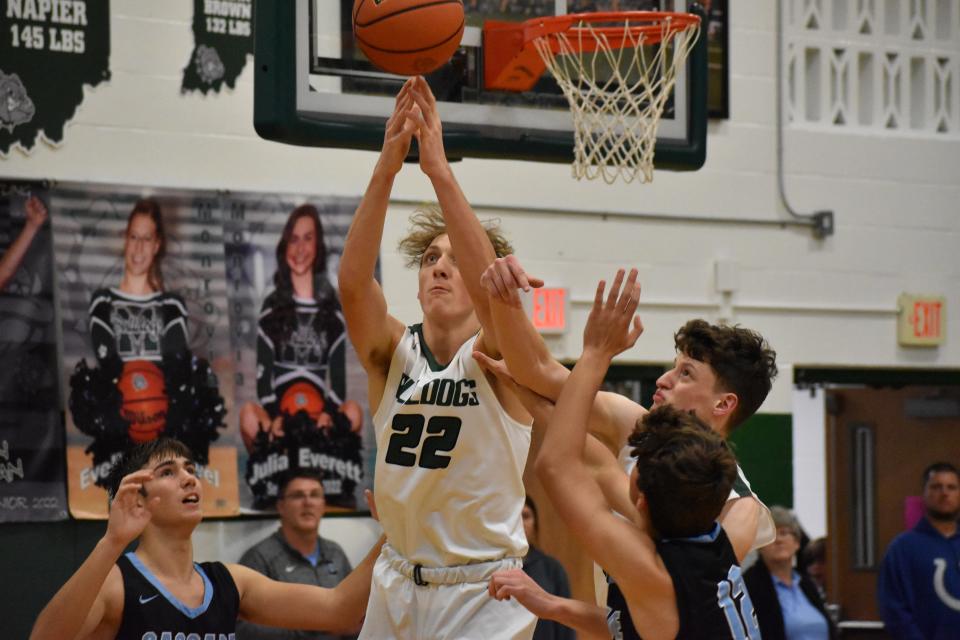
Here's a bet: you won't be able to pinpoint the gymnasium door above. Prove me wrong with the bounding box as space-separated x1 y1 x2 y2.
826 386 960 622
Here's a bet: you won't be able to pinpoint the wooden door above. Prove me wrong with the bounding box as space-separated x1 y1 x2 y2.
826 386 960 622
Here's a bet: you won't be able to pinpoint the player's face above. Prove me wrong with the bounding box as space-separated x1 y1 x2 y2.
653 353 731 433
277 477 325 534
759 525 800 567
124 214 160 278
923 470 960 521
140 455 202 525
521 505 536 543
417 234 475 323
286 215 317 278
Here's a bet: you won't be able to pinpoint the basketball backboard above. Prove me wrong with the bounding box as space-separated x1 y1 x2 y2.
254 0 707 171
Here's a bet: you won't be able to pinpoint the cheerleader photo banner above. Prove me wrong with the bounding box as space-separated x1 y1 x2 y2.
52 184 238 519
223 193 373 513
0 183 68 523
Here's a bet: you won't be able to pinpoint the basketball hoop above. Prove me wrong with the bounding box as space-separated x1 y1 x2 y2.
485 12 701 184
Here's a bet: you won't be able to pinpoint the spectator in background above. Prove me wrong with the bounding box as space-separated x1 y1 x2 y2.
744 506 837 640
878 462 960 640
520 496 575 640
238 470 354 640
801 536 827 597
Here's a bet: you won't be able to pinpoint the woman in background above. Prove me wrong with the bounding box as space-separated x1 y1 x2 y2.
743 506 838 640
71 198 224 481
241 204 363 509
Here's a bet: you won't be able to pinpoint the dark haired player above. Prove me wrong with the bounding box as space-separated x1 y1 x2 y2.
30 438 383 640
477 254 778 547
490 271 762 638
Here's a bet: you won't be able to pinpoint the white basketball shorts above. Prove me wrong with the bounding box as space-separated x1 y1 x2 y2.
358 544 537 640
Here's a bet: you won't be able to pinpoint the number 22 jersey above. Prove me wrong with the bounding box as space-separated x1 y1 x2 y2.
372 324 531 567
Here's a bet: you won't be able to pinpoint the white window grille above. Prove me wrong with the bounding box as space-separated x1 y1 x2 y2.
784 0 959 136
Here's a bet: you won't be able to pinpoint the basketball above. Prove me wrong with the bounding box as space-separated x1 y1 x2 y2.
280 381 325 421
118 360 169 444
353 0 465 76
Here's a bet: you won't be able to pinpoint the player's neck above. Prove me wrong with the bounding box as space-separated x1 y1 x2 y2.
290 271 314 299
420 315 479 366
119 272 155 296
135 528 197 581
281 524 320 558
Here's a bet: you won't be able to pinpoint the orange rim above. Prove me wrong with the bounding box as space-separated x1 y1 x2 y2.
523 11 700 48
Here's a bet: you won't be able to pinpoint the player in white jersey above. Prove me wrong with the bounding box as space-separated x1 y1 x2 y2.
338 77 536 639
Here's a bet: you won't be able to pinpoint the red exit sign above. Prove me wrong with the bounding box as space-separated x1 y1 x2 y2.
898 294 945 347
528 287 568 334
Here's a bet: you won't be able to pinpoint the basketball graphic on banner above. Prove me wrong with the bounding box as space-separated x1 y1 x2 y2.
118 360 169 443
280 381 325 422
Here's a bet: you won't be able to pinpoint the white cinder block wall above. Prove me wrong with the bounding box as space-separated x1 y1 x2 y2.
4 2 958 556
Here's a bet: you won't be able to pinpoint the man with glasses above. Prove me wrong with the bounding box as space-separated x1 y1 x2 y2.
238 470 354 639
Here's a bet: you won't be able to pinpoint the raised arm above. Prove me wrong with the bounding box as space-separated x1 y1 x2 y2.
481 256 646 453
233 535 385 634
30 470 157 640
338 82 414 382
535 270 673 615
406 77 502 352
489 569 609 638
0 195 47 290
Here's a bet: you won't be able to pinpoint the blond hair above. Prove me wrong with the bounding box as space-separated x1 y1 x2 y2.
397 205 513 268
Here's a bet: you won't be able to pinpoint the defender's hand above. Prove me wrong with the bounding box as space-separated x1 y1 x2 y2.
480 255 545 308
583 269 643 360
488 569 556 619
473 351 554 424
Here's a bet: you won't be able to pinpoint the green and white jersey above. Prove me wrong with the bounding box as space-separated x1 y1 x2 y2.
372 324 532 567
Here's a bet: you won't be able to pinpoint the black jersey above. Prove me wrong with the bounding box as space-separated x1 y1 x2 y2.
89 288 188 363
605 524 761 640
116 552 239 640
256 287 347 417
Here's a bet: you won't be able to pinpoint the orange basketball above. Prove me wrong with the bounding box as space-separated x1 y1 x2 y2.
118 360 168 443
353 0 465 76
280 382 325 421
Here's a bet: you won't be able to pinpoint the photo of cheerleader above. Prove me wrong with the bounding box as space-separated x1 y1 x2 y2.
241 204 364 510
69 198 226 484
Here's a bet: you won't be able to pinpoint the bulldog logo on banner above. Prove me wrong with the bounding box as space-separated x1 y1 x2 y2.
0 0 110 154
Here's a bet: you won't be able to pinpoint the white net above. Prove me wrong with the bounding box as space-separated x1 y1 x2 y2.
532 16 700 184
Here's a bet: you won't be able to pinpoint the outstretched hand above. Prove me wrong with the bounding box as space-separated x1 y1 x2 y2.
473 351 554 424
24 196 48 229
480 255 545 308
488 569 556 619
583 269 643 360
377 78 419 176
406 76 449 180
105 470 159 549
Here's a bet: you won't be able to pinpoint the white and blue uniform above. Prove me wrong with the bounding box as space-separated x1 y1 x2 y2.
359 324 536 639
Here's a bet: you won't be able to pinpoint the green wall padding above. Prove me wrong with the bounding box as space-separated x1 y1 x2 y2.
729 413 793 509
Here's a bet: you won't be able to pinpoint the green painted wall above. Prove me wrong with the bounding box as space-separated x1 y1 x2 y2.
729 413 793 509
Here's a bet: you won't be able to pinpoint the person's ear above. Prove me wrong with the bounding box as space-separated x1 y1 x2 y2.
713 392 738 420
